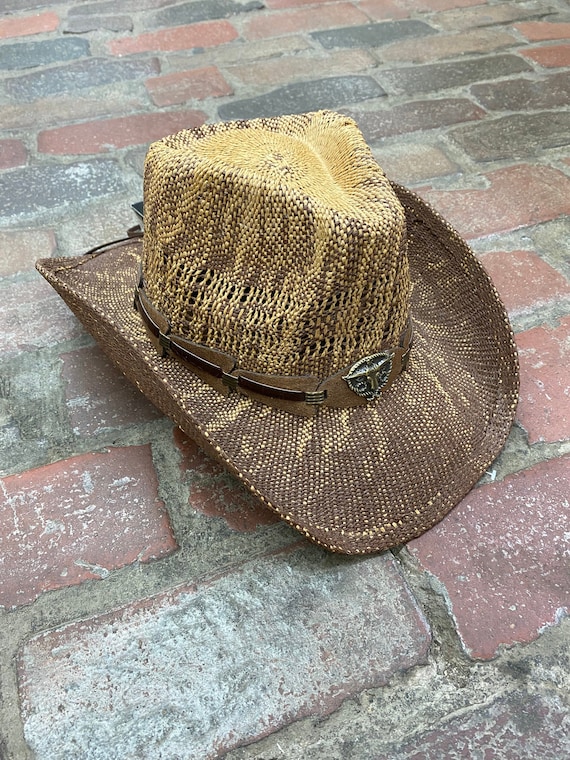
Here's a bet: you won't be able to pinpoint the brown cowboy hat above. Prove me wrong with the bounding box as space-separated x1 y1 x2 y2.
36 111 518 554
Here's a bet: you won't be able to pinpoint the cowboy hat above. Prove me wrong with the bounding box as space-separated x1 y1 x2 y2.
36 110 518 554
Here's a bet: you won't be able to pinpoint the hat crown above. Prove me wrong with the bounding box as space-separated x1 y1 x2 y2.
143 111 410 378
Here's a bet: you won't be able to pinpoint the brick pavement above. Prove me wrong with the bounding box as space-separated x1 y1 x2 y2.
0 0 569 757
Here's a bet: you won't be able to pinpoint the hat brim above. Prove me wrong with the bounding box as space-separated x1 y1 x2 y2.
36 184 518 554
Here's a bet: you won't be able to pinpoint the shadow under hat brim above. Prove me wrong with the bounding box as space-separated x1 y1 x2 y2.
36 184 519 554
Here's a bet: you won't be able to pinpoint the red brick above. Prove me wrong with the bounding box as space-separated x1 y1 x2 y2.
174 429 280 532
19 548 429 756
243 3 369 40
358 0 410 21
0 138 27 169
522 43 570 68
478 250 570 317
228 49 375 87
109 20 238 56
61 346 162 436
145 66 232 107
0 228 55 277
409 455 570 659
0 279 83 359
421 165 570 239
37 110 207 155
514 21 570 41
0 10 59 39
0 446 176 609
516 317 570 444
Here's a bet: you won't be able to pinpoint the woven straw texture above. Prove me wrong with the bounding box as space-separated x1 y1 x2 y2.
143 112 410 377
36 181 519 553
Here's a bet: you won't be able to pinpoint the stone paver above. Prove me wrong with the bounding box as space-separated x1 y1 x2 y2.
5 57 160 101
19 547 430 758
0 160 127 220
0 447 176 609
449 112 570 161
218 75 386 120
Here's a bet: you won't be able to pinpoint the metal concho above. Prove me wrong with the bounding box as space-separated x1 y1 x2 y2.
343 351 394 400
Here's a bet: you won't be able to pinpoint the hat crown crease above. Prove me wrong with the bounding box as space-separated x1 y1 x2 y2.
142 111 411 380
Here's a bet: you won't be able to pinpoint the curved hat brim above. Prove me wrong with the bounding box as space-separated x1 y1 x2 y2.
36 184 518 554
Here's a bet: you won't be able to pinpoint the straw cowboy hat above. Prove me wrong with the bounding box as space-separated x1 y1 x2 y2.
37 111 519 554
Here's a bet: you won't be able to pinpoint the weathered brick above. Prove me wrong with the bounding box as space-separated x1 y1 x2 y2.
38 110 207 155
514 21 570 41
435 2 547 31
450 112 570 161
218 75 385 120
1 93 148 130
109 20 238 56
19 547 430 757
168 34 312 70
5 57 160 102
403 0 485 9
522 43 570 68
381 692 570 757
379 54 532 95
349 98 485 141
374 143 458 184
61 346 162 437
265 0 337 7
421 165 570 239
355 0 410 20
244 3 369 40
227 49 375 87
0 37 89 71
175 430 280 532
0 139 27 169
0 446 176 609
0 228 55 278
472 71 570 111
516 318 570 444
0 354 72 476
0 160 127 220
478 250 570 318
153 0 262 27
0 10 59 39
0 278 83 360
409 455 570 658
378 27 519 63
63 14 133 33
312 19 437 49
145 66 232 107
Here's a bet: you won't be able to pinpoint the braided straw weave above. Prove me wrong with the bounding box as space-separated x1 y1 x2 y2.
36 111 519 554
